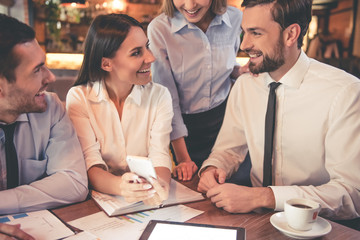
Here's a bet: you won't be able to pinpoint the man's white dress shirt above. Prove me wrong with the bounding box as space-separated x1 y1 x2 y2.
201 51 360 220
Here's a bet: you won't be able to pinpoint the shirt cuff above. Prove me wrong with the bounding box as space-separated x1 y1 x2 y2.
86 158 108 171
269 185 300 211
170 122 188 140
0 190 19 214
198 164 217 177
198 158 235 179
152 157 172 172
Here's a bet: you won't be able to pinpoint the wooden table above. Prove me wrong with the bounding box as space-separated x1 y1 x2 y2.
52 177 360 239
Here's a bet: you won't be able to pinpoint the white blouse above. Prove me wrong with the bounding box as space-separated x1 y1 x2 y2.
66 81 173 173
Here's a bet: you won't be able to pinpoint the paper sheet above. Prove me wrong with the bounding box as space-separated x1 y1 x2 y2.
64 231 100 240
68 204 204 240
0 210 74 240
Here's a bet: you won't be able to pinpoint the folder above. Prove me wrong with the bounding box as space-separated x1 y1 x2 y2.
91 179 205 217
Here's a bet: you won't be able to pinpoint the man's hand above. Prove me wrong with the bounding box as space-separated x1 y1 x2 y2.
0 223 35 240
206 184 275 213
197 167 226 193
172 161 198 181
230 61 251 79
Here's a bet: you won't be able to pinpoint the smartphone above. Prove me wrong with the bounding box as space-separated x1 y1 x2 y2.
126 156 157 182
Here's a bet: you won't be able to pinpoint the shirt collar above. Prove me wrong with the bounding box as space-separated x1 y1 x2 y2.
0 114 28 125
130 84 144 106
170 10 231 33
217 10 232 28
87 80 109 102
16 114 28 122
264 50 310 89
0 114 27 140
87 80 148 106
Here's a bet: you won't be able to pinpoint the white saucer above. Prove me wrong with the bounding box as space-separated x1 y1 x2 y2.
270 212 332 239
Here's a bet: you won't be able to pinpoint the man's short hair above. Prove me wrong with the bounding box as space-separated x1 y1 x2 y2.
241 0 312 49
0 14 35 83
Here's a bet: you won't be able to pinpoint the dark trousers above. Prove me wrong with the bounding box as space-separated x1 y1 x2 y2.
334 218 360 231
173 99 252 186
227 152 252 187
181 100 227 168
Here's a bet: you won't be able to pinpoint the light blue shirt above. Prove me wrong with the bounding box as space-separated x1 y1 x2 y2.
148 6 242 140
0 93 88 214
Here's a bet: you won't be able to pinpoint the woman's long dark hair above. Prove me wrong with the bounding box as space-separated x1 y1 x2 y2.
74 14 143 86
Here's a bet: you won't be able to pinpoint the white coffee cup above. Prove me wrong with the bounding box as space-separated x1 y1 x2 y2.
284 198 321 231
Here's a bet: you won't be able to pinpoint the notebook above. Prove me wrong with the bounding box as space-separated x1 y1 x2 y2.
91 179 205 216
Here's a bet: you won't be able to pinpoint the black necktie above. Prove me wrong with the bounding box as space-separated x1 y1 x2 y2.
0 122 19 189
263 82 281 187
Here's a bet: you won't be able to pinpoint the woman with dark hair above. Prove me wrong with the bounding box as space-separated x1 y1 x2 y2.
66 14 173 206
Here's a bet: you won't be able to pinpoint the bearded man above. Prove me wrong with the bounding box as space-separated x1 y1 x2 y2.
197 0 360 221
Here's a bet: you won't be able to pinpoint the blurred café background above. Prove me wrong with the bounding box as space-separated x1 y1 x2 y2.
1 0 360 101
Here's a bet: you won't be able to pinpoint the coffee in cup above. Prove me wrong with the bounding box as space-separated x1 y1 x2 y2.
284 198 321 231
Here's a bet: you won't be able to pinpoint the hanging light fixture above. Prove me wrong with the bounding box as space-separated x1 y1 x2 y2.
312 0 338 10
110 0 126 12
60 0 87 8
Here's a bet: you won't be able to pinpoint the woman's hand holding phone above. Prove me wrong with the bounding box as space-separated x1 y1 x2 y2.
119 172 156 203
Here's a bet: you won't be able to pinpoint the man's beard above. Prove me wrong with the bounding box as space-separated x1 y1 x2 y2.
249 38 285 75
7 85 48 116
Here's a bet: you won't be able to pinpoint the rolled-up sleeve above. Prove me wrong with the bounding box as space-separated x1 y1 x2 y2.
148 87 173 170
148 20 188 141
66 87 106 171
